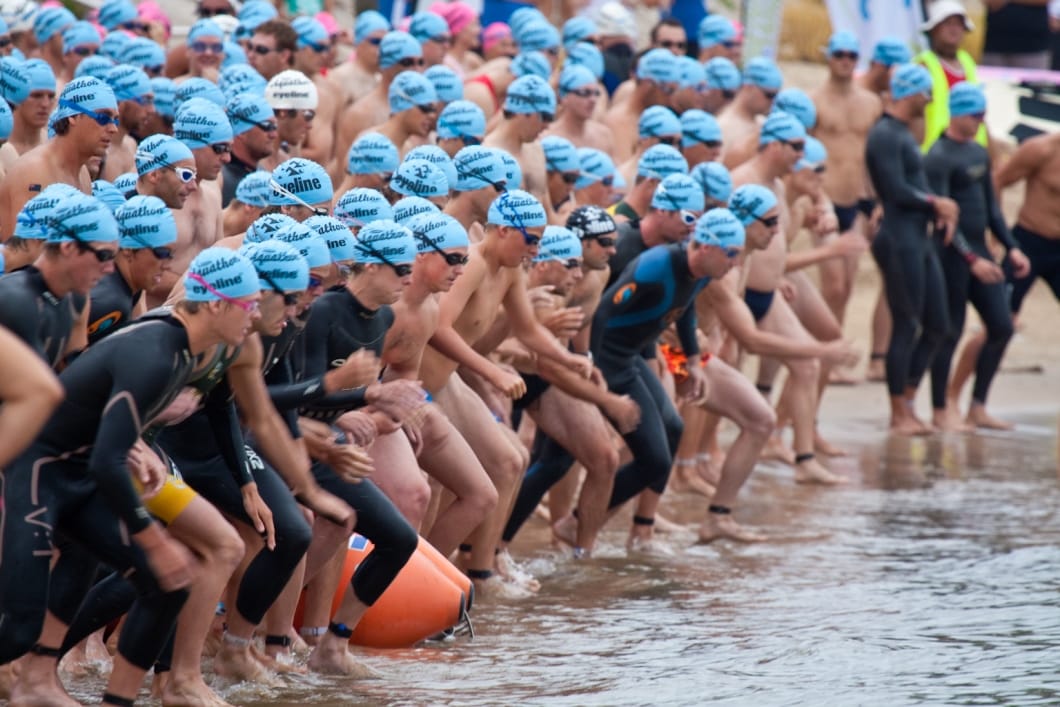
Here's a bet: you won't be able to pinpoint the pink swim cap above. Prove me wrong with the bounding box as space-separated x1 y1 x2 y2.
431 1 475 35
315 11 342 37
732 21 744 43
137 1 172 39
482 22 511 53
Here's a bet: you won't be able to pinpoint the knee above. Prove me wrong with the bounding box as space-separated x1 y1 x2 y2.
790 357 820 382
390 519 419 562
591 444 620 476
493 447 526 487
0 607 43 663
747 405 777 440
398 476 432 524
276 511 313 558
989 318 1015 345
473 478 500 516
214 523 246 571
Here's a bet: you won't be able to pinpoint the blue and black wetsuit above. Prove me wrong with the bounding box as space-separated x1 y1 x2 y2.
924 134 1017 410
0 317 195 669
866 113 950 397
86 270 139 346
592 242 708 509
0 265 78 369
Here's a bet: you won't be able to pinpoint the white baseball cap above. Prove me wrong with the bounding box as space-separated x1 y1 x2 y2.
921 0 974 33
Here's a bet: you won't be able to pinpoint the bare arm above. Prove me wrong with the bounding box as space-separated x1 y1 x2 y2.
995 135 1049 190
0 326 64 467
503 268 591 374
707 279 832 359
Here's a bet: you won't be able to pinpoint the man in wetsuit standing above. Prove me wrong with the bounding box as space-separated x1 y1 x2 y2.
865 63 959 435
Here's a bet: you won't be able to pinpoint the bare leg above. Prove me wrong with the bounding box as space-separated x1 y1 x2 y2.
947 329 986 409
670 402 715 497
300 544 347 646
367 431 430 531
306 591 374 677
10 612 79 706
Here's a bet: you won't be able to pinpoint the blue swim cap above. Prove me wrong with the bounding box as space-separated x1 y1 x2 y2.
354 10 390 45
393 196 440 225
347 131 399 176
292 16 328 50
773 88 816 130
304 215 356 262
517 20 560 53
226 92 274 136
0 57 28 105
92 179 127 214
728 183 778 226
75 55 116 81
273 221 332 267
437 99 486 140
565 42 604 80
47 192 119 244
509 6 547 37
391 158 449 198
63 21 101 55
100 31 131 61
0 99 10 140
639 105 681 140
406 145 457 190
497 149 523 190
113 171 137 196
559 64 596 96
949 81 987 117
705 56 741 91
504 74 555 115
872 36 911 66
105 63 151 103
186 247 261 302
235 170 274 207
117 194 177 249
638 144 688 179
562 16 597 49
637 48 680 85
379 31 421 70
425 64 462 102
54 76 117 121
652 174 705 213
694 208 746 249
698 15 736 48
532 225 581 262
235 2 276 39
681 109 722 148
245 213 297 243
222 41 247 70
175 97 233 148
487 189 547 228
575 147 625 191
677 57 707 92
510 50 551 80
97 0 137 31
150 77 176 118
389 70 438 114
135 133 195 175
15 184 81 240
353 219 417 265
187 19 224 46
33 6 75 44
176 77 226 109
691 161 733 203
335 187 394 228
406 211 469 254
409 11 449 44
827 30 860 56
890 63 933 101
542 136 579 174
454 145 507 191
220 64 267 101
270 157 333 207
796 136 828 171
744 56 783 91
759 110 806 147
120 37 166 71
240 239 309 292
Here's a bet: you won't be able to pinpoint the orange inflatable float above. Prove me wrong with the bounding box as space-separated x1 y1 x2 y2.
295 534 473 648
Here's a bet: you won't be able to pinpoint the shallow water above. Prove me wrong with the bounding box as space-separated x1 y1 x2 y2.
66 410 1060 706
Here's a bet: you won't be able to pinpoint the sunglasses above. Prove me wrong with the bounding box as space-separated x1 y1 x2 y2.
755 214 780 228
65 228 118 262
187 272 260 312
399 57 426 68
761 89 778 100
355 238 413 276
71 45 97 57
247 42 278 55
191 41 224 54
258 270 300 305
721 89 737 100
417 102 438 115
308 274 324 289
305 41 329 53
277 108 316 121
167 165 197 183
694 138 722 149
660 191 698 226
831 51 859 61
198 6 234 17
780 139 805 152
210 142 232 155
0 38 11 49
658 40 687 51
60 99 119 126
459 134 481 146
568 87 600 99
539 111 555 122
121 21 150 33
721 40 741 49
724 247 743 259
560 172 579 184
652 135 681 147
231 112 277 132
365 36 383 46
457 169 507 193
129 94 154 106
124 231 174 260
588 235 616 247
429 35 452 45
145 64 164 77
561 258 581 269
414 230 469 265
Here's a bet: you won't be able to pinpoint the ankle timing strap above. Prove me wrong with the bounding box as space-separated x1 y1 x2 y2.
30 644 62 658
299 626 327 638
708 504 732 515
264 635 292 647
633 515 654 526
102 693 135 707
466 569 492 580
795 452 815 464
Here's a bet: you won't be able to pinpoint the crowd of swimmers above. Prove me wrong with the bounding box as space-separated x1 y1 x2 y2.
0 0 1057 705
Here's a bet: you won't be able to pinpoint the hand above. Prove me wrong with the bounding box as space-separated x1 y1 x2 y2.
604 393 641 434
542 307 585 339
299 416 338 461
820 339 859 367
403 419 424 455
326 349 382 392
1008 248 1031 279
590 365 606 389
527 285 557 308
297 485 356 531
152 387 202 426
565 352 593 379
137 525 195 592
932 197 959 245
128 441 167 501
488 366 527 399
241 482 276 551
778 278 797 302
368 409 403 435
829 232 869 259
970 256 1004 284
335 410 378 447
365 379 428 422
815 208 838 236
679 366 710 406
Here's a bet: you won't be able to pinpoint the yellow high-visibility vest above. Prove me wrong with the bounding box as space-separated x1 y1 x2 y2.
916 49 988 153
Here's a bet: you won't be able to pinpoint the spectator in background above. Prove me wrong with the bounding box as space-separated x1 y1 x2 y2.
982 0 1051 70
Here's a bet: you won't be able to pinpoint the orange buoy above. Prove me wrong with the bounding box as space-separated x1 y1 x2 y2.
295 534 468 649
416 537 474 612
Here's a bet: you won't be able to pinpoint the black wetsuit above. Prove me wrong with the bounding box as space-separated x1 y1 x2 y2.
0 317 195 669
866 113 950 397
295 287 417 606
86 269 139 346
924 134 1017 410
592 243 707 509
0 266 78 369
221 153 257 208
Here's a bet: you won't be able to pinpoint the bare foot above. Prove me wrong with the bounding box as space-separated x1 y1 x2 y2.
762 435 796 465
814 433 847 457
162 675 235 707
472 574 535 600
828 366 862 386
932 407 972 432
212 641 281 687
252 644 306 674
9 656 78 707
551 513 578 548
697 453 722 487
652 513 689 535
889 415 932 437
531 501 551 523
866 356 886 382
966 405 1014 431
626 533 677 557
494 549 540 592
698 514 768 543
671 459 716 497
0 661 19 700
794 457 847 485
307 637 378 677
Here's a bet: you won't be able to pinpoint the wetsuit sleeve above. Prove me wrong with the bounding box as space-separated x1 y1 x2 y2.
0 287 43 360
200 380 254 487
675 306 699 357
868 125 935 212
295 296 370 413
925 145 975 259
982 158 1017 251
